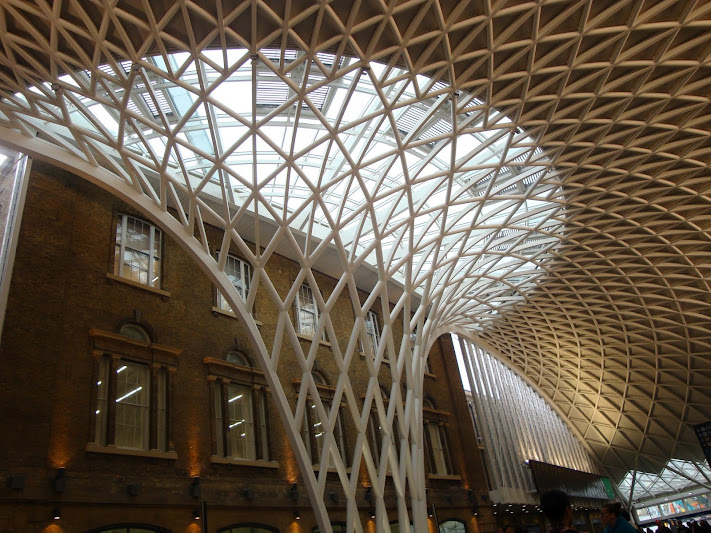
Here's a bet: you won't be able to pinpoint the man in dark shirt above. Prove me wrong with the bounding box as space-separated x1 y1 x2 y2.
540 490 584 533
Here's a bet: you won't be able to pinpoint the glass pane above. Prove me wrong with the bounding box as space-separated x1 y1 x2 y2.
439 521 467 533
428 423 448 474
122 248 149 284
115 215 161 287
226 383 255 460
156 370 166 451
298 285 316 334
120 324 150 341
114 361 150 449
125 217 150 252
218 254 250 311
227 351 249 366
299 308 317 335
94 357 108 444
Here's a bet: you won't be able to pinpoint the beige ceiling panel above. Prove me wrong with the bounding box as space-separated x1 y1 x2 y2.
0 0 708 495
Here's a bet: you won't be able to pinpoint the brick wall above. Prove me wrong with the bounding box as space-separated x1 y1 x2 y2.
0 161 487 532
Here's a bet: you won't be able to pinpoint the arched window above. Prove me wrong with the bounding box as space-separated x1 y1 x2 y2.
86 525 170 533
439 519 468 533
226 350 250 366
206 350 271 463
119 323 151 342
217 524 278 533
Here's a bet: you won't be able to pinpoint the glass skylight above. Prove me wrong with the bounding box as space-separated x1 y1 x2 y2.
20 47 563 326
619 460 711 503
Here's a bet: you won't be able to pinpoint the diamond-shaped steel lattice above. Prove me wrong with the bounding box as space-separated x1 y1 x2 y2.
1 0 711 529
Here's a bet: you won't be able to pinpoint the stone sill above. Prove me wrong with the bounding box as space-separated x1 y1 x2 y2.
296 332 331 347
427 473 461 481
210 456 279 468
86 442 177 460
210 306 263 326
106 273 171 298
359 353 391 365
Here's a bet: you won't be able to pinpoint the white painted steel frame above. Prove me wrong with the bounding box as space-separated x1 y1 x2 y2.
0 4 561 532
458 337 598 504
1 0 711 530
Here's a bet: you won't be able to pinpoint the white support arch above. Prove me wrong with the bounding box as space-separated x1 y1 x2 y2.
3 0 711 529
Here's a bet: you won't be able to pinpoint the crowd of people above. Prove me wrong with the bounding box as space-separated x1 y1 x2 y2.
538 490 711 533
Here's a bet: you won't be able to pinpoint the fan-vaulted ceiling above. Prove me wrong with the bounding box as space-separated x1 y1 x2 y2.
0 0 710 498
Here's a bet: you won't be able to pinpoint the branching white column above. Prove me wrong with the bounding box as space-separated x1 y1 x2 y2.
0 3 563 531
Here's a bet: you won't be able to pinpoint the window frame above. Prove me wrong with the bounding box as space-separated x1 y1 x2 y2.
363 309 381 356
216 253 251 312
110 358 151 450
365 387 400 473
113 213 163 288
204 354 274 466
297 372 349 469
295 284 325 340
88 328 178 459
422 399 455 477
439 520 468 533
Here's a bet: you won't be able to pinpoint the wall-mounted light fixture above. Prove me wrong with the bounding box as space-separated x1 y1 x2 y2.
190 476 201 498
365 486 373 502
193 508 201 520
288 482 298 501
52 508 61 520
293 510 301 521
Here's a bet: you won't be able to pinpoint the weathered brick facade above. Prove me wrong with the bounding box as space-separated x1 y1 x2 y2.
0 161 488 532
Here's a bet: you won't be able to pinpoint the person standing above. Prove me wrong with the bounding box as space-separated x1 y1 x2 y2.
601 503 637 533
540 490 585 533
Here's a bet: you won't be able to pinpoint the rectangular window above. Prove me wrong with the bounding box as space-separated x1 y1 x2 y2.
226 383 255 460
114 214 162 287
216 254 251 312
367 410 399 473
114 361 150 449
424 421 454 475
213 381 269 462
410 328 430 372
364 310 381 355
94 357 165 451
303 398 347 468
296 284 319 337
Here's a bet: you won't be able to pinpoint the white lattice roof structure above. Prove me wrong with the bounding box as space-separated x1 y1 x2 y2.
1 0 711 530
